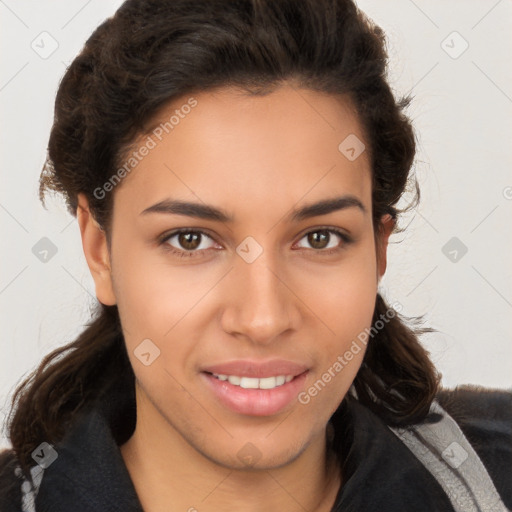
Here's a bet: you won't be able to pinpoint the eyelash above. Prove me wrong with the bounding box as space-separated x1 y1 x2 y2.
157 227 353 259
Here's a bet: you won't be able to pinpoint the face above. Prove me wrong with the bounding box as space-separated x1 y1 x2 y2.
79 84 393 470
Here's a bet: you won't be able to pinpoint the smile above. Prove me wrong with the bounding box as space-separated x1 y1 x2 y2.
202 370 309 416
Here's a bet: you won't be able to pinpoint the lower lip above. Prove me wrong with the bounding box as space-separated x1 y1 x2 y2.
201 371 309 416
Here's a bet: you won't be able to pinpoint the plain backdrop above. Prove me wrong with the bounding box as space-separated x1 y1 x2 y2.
1 0 511 449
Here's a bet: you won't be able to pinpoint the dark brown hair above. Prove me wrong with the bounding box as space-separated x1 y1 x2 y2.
4 0 440 480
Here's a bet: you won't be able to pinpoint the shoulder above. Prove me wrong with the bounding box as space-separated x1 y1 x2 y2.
0 448 23 511
437 384 512 420
436 384 512 441
436 384 512 507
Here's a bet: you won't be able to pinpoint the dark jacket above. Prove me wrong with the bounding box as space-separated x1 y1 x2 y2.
1 385 511 511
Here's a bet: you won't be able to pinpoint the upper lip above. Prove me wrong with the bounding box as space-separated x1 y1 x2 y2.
201 359 310 378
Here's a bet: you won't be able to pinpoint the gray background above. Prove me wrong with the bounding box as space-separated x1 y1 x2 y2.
1 1 511 449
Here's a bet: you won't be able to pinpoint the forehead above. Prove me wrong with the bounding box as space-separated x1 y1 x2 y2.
114 85 372 218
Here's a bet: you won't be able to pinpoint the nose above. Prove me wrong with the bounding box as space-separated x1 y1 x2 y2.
220 247 299 345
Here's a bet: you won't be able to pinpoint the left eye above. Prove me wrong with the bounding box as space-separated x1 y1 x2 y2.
295 229 348 251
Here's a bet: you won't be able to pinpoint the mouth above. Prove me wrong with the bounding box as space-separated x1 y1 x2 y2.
201 369 309 416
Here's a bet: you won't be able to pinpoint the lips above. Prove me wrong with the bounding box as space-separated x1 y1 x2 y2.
201 359 309 379
200 359 310 416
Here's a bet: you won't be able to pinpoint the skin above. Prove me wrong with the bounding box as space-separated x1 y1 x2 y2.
77 83 394 512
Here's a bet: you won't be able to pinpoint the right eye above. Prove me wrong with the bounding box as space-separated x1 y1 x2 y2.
159 229 220 258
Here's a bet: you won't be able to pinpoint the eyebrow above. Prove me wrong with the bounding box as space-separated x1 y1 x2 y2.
140 195 366 222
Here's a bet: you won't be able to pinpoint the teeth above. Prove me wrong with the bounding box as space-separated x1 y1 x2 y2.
259 377 277 389
212 373 295 389
227 375 241 385
238 377 259 389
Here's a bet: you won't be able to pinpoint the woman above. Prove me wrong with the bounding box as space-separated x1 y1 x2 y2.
1 0 510 510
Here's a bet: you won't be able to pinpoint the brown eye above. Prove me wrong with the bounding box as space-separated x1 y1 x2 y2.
177 232 202 250
307 230 330 249
296 228 349 252
161 230 217 256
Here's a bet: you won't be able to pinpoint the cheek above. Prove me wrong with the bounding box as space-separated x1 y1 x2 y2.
302 241 378 337
298 241 377 393
110 242 217 386
300 278 376 419
110 237 204 335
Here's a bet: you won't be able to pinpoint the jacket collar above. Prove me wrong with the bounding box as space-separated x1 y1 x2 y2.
35 402 144 511
331 398 454 511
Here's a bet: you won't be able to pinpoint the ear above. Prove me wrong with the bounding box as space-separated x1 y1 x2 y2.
76 193 117 306
376 213 395 283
